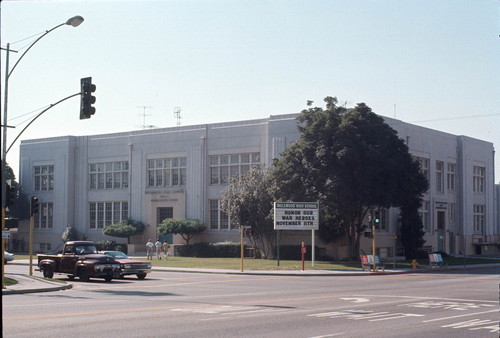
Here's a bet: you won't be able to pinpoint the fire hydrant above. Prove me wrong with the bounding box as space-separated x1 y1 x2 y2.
411 259 419 270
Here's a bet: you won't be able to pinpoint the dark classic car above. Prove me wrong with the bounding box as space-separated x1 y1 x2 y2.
100 251 152 279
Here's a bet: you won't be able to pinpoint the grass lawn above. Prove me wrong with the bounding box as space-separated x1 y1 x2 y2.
13 254 500 271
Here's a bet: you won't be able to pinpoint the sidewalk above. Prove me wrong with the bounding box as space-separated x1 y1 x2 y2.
4 260 500 295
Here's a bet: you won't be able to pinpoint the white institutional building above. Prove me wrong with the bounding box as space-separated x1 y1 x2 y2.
14 113 498 258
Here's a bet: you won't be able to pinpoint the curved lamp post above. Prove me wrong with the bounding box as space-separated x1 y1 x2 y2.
1 15 84 284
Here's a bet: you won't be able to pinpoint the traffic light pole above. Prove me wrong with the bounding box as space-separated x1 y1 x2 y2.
240 225 244 272
6 92 80 155
372 211 376 271
29 215 34 276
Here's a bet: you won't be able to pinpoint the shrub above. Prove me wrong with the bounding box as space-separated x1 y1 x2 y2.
95 240 116 251
175 242 242 258
275 245 324 260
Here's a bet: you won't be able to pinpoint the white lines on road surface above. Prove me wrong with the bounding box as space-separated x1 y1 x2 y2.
309 334 345 338
355 294 498 304
421 309 499 323
442 318 499 333
170 305 286 316
308 309 424 322
401 300 495 311
339 297 369 303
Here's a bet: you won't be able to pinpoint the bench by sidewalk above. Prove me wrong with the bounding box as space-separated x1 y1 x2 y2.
360 254 385 272
428 253 448 268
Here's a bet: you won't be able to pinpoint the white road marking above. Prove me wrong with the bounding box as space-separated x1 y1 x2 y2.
422 309 499 323
340 297 369 303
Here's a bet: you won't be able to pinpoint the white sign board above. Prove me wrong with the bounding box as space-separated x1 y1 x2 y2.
274 202 319 230
2 230 11 239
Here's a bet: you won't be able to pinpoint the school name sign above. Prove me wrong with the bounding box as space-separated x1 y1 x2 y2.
274 202 319 230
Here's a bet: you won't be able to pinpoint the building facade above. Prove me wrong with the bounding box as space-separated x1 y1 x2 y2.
13 113 498 257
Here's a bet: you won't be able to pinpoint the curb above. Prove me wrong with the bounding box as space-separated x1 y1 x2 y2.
3 273 73 295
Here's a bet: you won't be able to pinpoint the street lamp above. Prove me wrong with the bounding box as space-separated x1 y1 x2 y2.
1 15 84 284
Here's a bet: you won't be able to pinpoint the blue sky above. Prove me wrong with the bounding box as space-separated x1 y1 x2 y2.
1 0 499 179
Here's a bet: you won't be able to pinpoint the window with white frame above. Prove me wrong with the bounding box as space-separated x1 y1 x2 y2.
473 204 485 233
89 161 129 190
89 201 128 229
39 242 52 252
419 201 430 233
34 202 53 229
449 202 456 223
447 163 456 191
34 165 54 191
209 199 236 230
473 166 485 193
435 161 444 193
209 153 260 185
414 156 429 181
147 157 186 188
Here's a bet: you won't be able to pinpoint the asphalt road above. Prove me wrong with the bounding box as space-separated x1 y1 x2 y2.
3 265 499 338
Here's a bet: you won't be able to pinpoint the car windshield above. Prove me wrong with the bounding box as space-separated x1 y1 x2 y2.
105 252 128 259
75 245 97 254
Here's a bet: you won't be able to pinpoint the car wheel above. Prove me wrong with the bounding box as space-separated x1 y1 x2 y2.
78 269 90 282
43 266 54 279
137 273 147 280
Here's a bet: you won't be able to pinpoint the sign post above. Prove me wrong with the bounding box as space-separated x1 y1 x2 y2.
274 202 319 267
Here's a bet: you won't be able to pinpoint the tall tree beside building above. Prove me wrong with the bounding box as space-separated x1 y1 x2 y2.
220 166 276 259
3 161 30 220
272 97 428 258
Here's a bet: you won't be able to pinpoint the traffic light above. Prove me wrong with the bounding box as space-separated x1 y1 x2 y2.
5 182 16 208
31 196 39 216
245 228 254 237
239 207 250 225
374 210 381 227
80 77 96 119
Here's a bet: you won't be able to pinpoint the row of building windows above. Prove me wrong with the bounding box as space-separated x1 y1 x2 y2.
30 198 487 236
34 202 53 229
89 201 129 229
209 153 260 185
413 157 485 194
147 158 187 188
34 154 261 191
89 161 129 190
34 165 54 191
33 157 485 195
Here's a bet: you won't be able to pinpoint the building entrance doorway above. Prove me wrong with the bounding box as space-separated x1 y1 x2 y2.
157 207 173 243
437 211 446 252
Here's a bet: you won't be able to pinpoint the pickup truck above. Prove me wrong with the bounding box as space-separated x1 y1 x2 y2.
37 241 121 282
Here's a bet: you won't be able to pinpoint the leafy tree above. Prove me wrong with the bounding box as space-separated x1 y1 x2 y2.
400 205 426 259
158 219 206 245
62 226 79 242
102 218 146 244
3 161 30 220
220 166 276 259
272 97 428 258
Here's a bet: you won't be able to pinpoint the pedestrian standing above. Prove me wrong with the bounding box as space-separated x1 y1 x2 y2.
162 241 170 259
155 239 162 260
146 239 154 260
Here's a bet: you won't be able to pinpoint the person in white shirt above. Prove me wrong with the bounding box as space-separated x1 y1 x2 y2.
146 239 154 260
155 239 162 260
